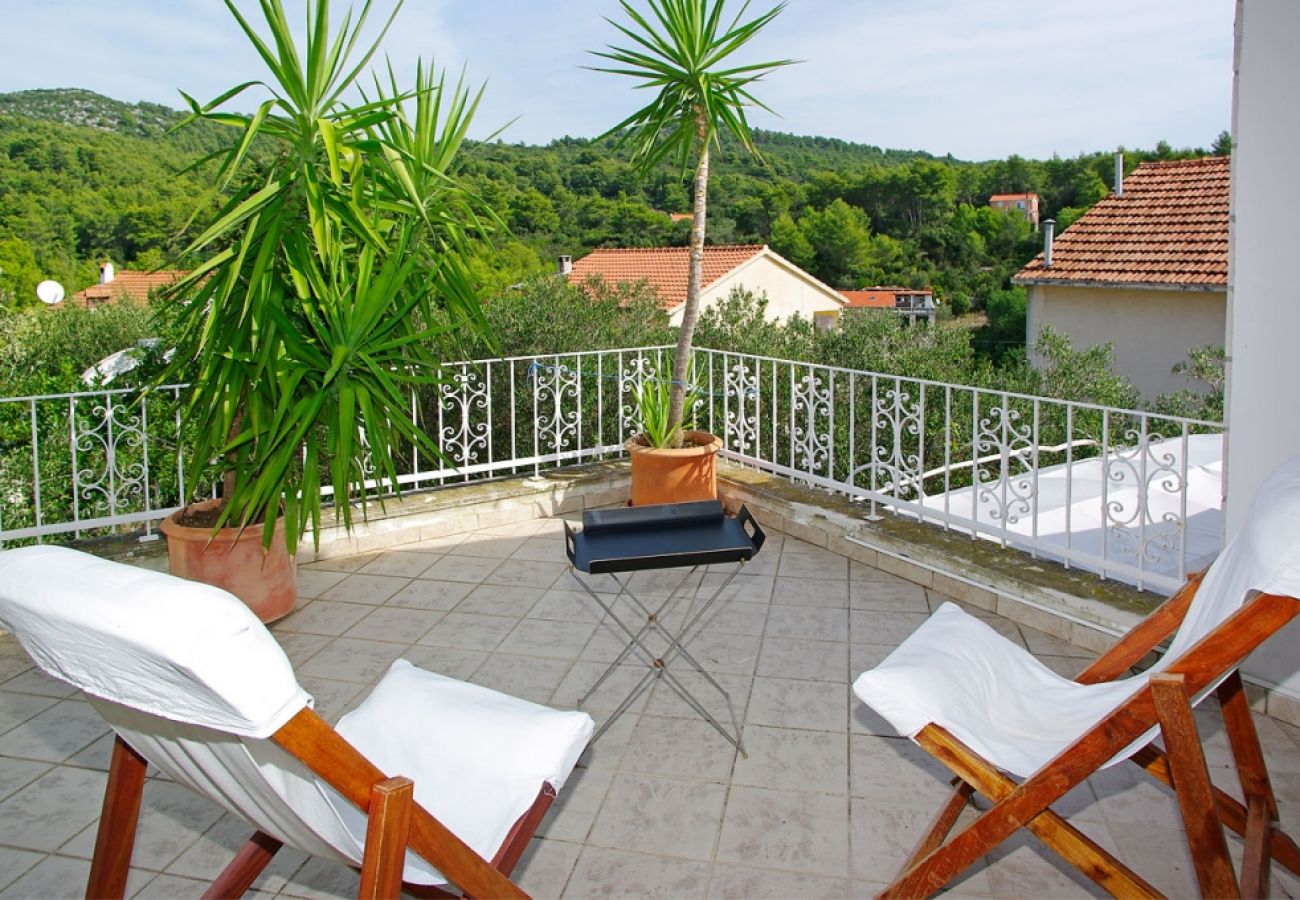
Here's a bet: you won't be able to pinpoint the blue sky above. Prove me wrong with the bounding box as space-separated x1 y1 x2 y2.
1 0 1234 161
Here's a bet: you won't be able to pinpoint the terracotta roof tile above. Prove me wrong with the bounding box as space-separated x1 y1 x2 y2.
70 270 188 307
568 245 766 311
1014 156 1228 289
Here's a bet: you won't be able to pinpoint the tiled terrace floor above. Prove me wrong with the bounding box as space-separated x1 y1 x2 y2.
2 515 1300 898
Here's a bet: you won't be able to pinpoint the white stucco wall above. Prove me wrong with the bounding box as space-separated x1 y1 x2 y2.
1226 0 1300 700
1026 284 1226 398
666 253 844 327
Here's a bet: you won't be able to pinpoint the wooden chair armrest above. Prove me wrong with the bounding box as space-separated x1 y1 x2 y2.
272 708 526 899
1074 570 1205 685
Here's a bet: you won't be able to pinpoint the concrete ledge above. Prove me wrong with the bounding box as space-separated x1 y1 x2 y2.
716 461 1159 642
300 462 632 561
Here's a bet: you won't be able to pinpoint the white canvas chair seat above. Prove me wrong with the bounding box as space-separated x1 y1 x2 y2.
856 452 1300 779
854 602 1149 778
852 453 1300 898
0 546 593 895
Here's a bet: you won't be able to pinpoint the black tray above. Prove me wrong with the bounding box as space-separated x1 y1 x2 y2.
564 500 765 575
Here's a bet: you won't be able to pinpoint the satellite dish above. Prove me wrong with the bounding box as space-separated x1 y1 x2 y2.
36 280 65 305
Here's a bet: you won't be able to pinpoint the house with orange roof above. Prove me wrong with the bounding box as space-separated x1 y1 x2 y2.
568 244 846 329
841 286 937 321
66 261 186 309
989 192 1040 230
1013 156 1228 398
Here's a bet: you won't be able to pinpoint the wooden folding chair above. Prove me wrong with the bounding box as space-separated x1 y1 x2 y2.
0 546 594 899
854 455 1300 899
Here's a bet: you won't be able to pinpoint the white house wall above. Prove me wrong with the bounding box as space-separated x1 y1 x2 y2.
1227 0 1300 703
666 255 843 327
1026 284 1225 398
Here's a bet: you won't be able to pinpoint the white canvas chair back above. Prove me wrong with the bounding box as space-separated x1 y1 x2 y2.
0 545 442 883
853 453 1300 780
1163 452 1300 663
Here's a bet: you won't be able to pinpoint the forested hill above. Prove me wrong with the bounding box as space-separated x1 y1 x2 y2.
0 88 1228 311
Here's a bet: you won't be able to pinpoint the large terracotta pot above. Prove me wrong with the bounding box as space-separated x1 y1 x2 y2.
160 498 297 623
625 430 723 506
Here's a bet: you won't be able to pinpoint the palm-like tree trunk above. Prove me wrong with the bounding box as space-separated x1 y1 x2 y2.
667 108 711 448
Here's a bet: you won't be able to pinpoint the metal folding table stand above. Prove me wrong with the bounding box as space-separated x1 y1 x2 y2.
564 500 766 756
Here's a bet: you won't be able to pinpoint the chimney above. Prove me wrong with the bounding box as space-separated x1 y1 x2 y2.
557 255 573 276
1114 151 1125 197
1043 219 1055 268
99 260 115 284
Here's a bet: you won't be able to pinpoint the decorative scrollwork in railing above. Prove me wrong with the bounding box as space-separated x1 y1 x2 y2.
724 363 759 456
792 370 832 477
535 359 580 455
872 384 924 501
439 364 490 469
73 396 147 518
1104 430 1185 565
619 355 657 439
975 400 1036 526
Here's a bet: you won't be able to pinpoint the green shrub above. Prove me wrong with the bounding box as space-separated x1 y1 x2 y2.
0 301 164 396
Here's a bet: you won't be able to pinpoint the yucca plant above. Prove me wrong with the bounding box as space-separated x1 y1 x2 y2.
634 368 704 449
157 0 498 553
592 0 793 447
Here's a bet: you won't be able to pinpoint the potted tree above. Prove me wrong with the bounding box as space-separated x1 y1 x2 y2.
624 366 720 506
156 0 497 621
593 0 792 504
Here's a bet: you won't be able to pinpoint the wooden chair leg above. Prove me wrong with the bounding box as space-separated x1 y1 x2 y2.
359 776 414 900
1132 743 1300 877
87 736 148 900
1151 673 1241 899
1242 794 1272 899
491 783 556 878
1218 672 1279 819
885 725 1161 900
202 831 283 900
901 780 974 874
1218 671 1279 899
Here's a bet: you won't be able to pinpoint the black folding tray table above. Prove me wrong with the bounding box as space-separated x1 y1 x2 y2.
564 500 765 754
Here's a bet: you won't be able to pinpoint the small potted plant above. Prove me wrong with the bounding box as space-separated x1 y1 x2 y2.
624 369 721 506
156 0 497 621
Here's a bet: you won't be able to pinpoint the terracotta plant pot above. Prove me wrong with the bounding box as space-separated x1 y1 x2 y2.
160 498 297 623
625 429 723 506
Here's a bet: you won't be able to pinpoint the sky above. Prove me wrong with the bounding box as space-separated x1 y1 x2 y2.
0 0 1235 161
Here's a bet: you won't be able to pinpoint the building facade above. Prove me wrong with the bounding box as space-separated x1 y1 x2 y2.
568 244 846 328
1014 157 1229 399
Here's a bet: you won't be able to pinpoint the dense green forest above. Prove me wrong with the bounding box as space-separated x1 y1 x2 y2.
0 88 1229 315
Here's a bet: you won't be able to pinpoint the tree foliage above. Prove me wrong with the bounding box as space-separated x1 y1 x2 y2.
0 84 1227 331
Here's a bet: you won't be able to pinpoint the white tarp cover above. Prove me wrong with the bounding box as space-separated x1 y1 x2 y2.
854 453 1300 778
0 546 594 886
918 433 1224 592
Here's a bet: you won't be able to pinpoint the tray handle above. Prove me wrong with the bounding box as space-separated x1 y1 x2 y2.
735 504 766 556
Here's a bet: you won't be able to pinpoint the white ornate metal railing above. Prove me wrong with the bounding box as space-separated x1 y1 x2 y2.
692 348 1225 593
0 344 1224 593
0 348 672 545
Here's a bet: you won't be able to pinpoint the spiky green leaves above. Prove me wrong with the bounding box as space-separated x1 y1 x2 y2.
157 0 497 553
590 0 794 175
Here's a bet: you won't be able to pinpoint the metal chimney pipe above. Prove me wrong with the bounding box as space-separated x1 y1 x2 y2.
557 255 573 276
1114 151 1125 197
1043 219 1056 268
